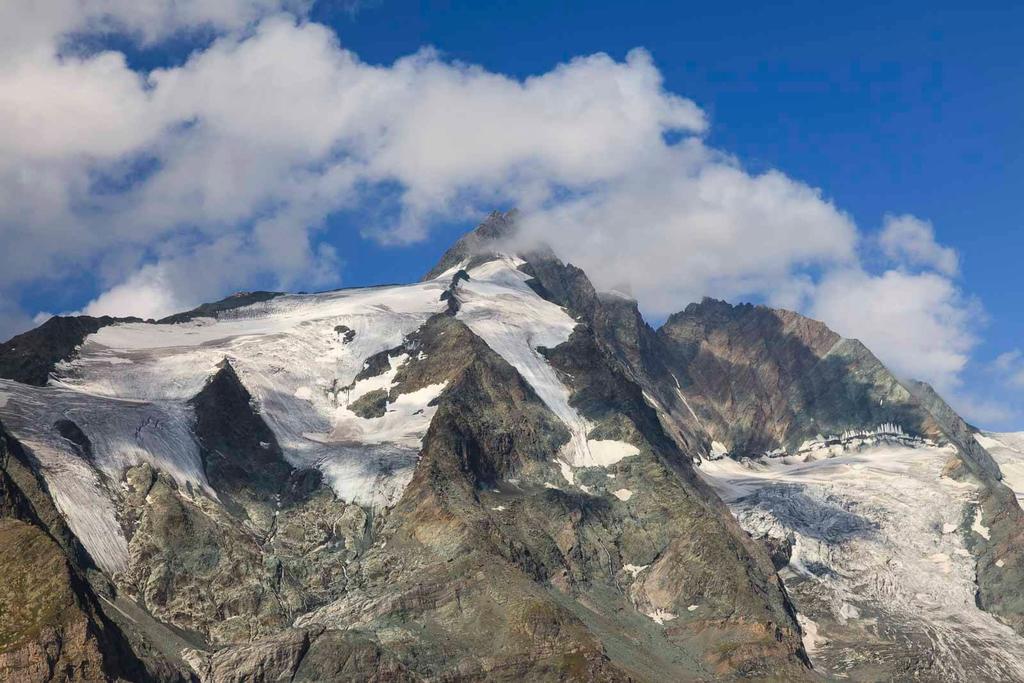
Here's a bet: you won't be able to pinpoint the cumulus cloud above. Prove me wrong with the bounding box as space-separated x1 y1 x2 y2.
0 1 988 414
514 145 858 315
879 214 959 276
0 0 307 57
0 10 706 326
808 269 978 394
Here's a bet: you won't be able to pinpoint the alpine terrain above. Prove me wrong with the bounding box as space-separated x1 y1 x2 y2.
1 211 1023 682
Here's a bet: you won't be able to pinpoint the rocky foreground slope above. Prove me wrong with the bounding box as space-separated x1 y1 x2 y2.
0 212 1022 681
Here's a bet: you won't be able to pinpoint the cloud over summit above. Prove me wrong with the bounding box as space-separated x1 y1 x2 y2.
0 1 986 418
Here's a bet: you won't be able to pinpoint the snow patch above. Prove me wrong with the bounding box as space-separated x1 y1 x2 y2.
623 564 648 577
797 614 826 656
557 458 575 486
325 381 447 448
347 353 408 403
972 507 991 540
585 440 640 467
612 488 633 501
646 609 677 625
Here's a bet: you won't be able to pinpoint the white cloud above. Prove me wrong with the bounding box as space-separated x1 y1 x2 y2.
0 13 708 329
808 269 978 394
879 214 959 276
0 2 988 412
0 0 305 58
514 144 858 316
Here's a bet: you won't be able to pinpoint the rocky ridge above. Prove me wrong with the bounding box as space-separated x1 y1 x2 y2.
0 211 1021 681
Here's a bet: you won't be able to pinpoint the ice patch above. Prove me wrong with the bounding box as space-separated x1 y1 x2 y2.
646 609 677 625
972 507 991 540
0 379 210 573
623 564 648 577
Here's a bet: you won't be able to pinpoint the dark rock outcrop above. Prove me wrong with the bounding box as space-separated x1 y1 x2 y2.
188 359 294 513
5 211 1022 680
0 422 180 682
423 209 519 280
652 298 945 456
157 291 283 325
0 315 140 386
292 314 813 680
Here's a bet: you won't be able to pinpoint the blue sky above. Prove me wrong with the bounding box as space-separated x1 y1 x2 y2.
1 0 1022 428
324 0 1023 334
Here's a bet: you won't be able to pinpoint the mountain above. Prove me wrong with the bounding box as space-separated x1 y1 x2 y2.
0 211 1022 681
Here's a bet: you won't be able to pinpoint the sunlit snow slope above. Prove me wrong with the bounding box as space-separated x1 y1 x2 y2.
0 258 592 574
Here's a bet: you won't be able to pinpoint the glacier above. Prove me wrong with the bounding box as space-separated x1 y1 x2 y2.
699 442 1024 680
0 258 600 572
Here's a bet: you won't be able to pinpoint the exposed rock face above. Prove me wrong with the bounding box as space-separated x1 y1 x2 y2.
0 315 141 386
120 363 362 647
651 299 946 456
904 380 1024 634
292 315 808 679
0 422 181 682
157 291 284 325
0 519 113 682
188 359 295 517
0 213 1022 681
422 209 519 280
